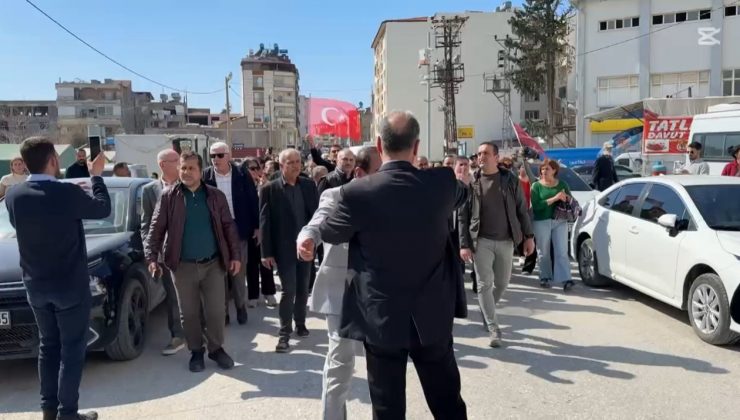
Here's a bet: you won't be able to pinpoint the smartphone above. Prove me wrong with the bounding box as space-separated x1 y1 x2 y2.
88 136 101 161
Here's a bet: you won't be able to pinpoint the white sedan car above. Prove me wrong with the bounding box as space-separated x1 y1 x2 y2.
571 176 740 345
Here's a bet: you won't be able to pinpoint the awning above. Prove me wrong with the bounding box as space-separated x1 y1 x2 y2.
584 101 644 122
590 118 642 133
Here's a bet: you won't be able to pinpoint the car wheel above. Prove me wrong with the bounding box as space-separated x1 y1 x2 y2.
577 238 612 287
105 277 148 361
688 273 739 345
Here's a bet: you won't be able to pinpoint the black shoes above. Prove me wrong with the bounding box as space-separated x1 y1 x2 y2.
236 306 248 325
57 412 98 420
563 280 575 292
189 350 205 372
275 336 290 353
42 409 57 420
296 325 310 338
208 348 235 370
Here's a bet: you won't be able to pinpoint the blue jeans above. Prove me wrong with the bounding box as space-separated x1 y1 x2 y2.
26 287 92 416
533 219 571 285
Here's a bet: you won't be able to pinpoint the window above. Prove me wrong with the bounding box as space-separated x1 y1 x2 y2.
723 69 740 96
650 71 710 98
597 75 639 108
727 6 739 17
599 188 620 209
254 107 264 122
653 9 710 25
524 93 540 102
639 184 688 224
691 132 740 159
524 110 540 120
609 183 646 216
687 185 740 230
254 91 264 105
253 76 264 89
599 16 639 31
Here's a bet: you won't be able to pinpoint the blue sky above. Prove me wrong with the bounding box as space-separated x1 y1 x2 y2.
1 0 521 113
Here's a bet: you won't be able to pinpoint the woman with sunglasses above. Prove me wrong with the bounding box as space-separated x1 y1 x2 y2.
241 157 278 308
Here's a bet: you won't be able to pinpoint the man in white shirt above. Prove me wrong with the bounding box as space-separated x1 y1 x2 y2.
203 142 261 325
683 142 710 175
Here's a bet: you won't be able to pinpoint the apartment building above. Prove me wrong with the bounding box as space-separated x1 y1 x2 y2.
0 100 58 144
55 79 136 144
241 44 300 148
574 0 740 147
371 9 531 161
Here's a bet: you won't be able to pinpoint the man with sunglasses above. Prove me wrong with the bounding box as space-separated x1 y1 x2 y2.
682 142 710 175
203 142 260 325
309 135 341 172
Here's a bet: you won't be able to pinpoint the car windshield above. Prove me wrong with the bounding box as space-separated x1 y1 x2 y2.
531 164 592 191
686 185 740 231
0 187 128 239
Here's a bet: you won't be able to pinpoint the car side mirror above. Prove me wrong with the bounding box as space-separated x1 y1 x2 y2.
658 214 677 229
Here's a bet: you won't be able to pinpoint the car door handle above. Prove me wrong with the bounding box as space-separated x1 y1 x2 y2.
629 226 639 235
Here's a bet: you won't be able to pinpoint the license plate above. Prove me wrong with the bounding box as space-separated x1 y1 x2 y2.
0 311 10 329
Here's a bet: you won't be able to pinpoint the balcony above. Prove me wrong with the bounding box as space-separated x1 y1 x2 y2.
273 95 294 105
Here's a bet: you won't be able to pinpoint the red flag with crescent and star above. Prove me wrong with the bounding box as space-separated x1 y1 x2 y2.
308 98 361 143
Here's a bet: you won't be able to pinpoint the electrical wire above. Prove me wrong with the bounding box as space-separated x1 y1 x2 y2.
24 0 224 95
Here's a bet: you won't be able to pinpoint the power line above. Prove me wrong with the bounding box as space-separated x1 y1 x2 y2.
24 0 223 95
229 87 241 98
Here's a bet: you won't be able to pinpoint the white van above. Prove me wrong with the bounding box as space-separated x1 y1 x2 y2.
687 104 740 175
615 152 644 173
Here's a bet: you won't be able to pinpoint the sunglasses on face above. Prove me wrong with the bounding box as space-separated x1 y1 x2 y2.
210 153 226 159
248 166 260 171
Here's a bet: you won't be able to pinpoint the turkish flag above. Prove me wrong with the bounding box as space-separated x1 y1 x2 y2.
308 98 361 143
512 121 546 156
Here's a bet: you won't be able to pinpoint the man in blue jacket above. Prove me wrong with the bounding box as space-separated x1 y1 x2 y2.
5 137 110 420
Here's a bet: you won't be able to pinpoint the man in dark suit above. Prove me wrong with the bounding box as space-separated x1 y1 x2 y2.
260 148 319 353
317 148 355 194
6 137 110 420
203 142 260 325
319 111 469 419
141 149 185 356
309 139 341 172
65 148 90 179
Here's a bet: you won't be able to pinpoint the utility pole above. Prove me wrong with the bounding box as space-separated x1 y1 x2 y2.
430 15 467 156
484 35 517 150
418 31 435 158
225 72 232 148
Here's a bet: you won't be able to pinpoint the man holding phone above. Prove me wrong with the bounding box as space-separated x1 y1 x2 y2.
145 151 242 372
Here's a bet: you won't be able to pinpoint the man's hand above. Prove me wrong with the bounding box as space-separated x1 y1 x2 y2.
523 238 535 257
148 262 161 278
261 257 276 269
253 229 260 246
460 248 474 263
89 152 106 177
229 260 241 275
297 237 315 262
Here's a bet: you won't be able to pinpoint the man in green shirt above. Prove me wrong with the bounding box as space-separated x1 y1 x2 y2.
146 151 242 373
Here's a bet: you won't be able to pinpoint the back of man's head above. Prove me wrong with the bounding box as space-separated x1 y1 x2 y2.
20 136 56 175
356 146 380 173
379 111 420 154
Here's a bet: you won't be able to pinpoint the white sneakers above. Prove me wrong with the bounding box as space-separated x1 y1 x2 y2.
265 295 278 308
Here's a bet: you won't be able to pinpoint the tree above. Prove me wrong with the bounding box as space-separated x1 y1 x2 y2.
505 0 573 147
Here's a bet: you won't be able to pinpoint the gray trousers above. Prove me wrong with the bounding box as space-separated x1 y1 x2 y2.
322 314 362 420
472 238 514 332
162 269 184 339
226 240 249 311
174 260 226 353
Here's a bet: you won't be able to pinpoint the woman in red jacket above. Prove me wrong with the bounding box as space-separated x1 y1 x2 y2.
722 146 740 176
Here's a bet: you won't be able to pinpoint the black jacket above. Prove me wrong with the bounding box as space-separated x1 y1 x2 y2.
203 165 259 241
65 162 90 179
458 168 533 251
5 176 110 292
318 168 352 195
259 176 319 261
319 161 469 349
592 154 619 192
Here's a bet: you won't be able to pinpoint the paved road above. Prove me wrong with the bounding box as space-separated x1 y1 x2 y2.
2 264 740 419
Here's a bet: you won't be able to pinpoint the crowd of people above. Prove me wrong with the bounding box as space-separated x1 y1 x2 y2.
8 110 740 420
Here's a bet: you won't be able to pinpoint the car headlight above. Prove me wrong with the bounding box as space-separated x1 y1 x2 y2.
89 276 106 297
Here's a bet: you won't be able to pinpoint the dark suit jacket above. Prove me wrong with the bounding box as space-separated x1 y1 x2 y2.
319 161 470 349
310 147 336 172
592 154 619 192
318 168 352 195
203 165 259 241
259 176 319 261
